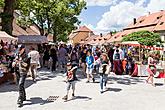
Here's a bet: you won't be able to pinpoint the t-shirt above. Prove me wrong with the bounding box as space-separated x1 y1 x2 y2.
28 50 40 64
86 55 94 68
67 68 77 82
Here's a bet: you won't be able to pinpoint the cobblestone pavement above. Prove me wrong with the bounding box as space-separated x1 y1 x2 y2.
0 69 165 110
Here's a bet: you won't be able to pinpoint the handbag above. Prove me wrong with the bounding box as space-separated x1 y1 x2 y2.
99 64 111 74
105 64 111 74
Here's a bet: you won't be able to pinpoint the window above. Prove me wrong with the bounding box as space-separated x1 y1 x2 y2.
160 22 164 25
139 20 144 23
157 16 162 19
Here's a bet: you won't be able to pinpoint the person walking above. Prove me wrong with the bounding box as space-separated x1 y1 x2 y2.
86 49 95 83
113 45 124 75
58 45 68 72
62 62 78 101
50 48 58 72
146 52 156 87
28 47 40 82
99 53 110 93
80 48 87 77
13 45 31 107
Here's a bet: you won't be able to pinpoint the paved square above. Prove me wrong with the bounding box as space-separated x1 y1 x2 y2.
0 70 165 110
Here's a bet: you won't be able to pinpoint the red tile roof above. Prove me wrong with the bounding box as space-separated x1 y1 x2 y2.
47 34 54 42
125 10 165 31
154 14 165 31
74 26 93 32
26 25 40 35
109 10 165 43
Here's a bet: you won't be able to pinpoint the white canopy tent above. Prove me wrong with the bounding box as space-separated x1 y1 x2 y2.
121 41 140 46
0 31 17 43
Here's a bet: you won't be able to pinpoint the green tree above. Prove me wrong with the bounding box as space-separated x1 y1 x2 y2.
122 30 161 46
17 0 86 42
0 0 4 7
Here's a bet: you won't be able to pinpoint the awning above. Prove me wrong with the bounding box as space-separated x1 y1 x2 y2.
18 35 48 44
121 41 140 46
0 31 17 43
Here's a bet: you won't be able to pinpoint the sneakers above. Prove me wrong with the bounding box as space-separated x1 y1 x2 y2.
86 80 90 83
100 90 104 94
33 79 37 83
62 95 68 101
92 78 95 83
72 93 75 98
17 99 23 107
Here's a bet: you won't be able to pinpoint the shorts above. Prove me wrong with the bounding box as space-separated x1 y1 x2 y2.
86 68 93 75
66 81 76 91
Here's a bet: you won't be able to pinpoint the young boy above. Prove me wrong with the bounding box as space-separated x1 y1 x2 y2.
86 50 95 83
62 62 77 101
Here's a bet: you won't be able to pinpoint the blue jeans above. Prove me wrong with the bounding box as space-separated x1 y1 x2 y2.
100 74 108 90
16 73 27 102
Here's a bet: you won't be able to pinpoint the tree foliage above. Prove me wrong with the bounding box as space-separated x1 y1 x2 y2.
0 0 4 7
16 0 86 42
122 30 161 46
0 0 86 42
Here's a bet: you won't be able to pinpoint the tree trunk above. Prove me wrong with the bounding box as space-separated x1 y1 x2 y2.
1 0 15 35
53 29 57 43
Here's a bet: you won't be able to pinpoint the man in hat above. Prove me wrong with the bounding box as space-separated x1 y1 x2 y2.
13 45 31 107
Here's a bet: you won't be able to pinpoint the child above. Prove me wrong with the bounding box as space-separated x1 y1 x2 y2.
99 53 110 93
86 50 95 83
62 62 78 101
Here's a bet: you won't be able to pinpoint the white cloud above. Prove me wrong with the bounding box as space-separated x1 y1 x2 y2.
96 1 146 32
84 0 119 6
89 0 165 33
147 0 165 12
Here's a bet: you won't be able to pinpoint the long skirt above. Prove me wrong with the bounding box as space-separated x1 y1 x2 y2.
113 60 123 75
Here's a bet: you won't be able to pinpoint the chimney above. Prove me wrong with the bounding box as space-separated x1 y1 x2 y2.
100 33 103 37
110 31 113 36
133 18 136 25
148 12 150 15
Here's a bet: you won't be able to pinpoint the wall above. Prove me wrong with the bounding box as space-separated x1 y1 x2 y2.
72 31 90 44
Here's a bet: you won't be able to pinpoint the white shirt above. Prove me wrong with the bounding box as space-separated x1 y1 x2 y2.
28 50 40 64
113 48 124 60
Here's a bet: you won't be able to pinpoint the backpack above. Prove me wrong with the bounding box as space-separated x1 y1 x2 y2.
114 53 120 60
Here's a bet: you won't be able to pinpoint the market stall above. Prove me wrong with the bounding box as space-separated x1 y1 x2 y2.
0 64 14 85
18 35 48 52
0 31 17 43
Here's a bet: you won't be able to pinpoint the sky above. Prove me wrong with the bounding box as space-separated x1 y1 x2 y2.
79 0 165 34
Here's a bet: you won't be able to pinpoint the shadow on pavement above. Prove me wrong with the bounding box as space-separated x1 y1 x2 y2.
0 79 34 92
108 76 145 85
155 83 164 86
66 96 92 102
23 97 53 106
0 69 59 93
104 87 122 93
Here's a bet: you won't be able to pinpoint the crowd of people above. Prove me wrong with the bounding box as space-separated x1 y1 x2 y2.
0 40 164 107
